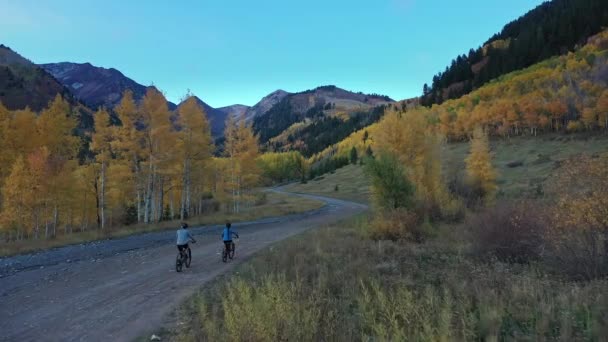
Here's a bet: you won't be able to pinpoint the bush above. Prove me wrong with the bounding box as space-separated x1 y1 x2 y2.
469 202 547 263
368 209 430 242
448 173 485 208
254 192 268 206
544 227 608 280
364 152 415 210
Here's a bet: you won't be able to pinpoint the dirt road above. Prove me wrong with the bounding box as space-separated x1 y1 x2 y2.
0 192 366 342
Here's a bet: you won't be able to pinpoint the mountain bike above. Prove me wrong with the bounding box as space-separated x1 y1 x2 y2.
222 240 236 262
175 244 192 272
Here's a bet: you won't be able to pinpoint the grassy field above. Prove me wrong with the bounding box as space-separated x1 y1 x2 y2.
286 134 608 202
0 191 324 257
167 215 608 341
444 134 608 198
284 164 371 204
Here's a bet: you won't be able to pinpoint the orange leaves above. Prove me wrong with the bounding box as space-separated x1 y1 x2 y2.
465 127 497 203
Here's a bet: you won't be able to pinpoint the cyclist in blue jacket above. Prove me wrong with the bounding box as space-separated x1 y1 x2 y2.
221 222 239 253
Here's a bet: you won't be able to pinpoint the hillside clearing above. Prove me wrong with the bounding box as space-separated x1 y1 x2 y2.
289 134 608 203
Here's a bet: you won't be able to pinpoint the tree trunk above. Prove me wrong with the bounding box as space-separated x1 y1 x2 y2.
94 177 101 229
144 161 154 224
100 161 106 230
53 205 58 238
158 177 164 223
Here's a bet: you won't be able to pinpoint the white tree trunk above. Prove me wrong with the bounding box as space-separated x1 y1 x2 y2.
100 161 106 230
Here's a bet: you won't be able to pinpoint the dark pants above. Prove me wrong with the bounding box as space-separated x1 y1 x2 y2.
223 240 232 251
177 244 189 252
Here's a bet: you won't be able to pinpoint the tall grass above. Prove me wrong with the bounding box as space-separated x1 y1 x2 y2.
172 216 608 341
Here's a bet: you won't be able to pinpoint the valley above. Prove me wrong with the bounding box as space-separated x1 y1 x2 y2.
1 0 608 340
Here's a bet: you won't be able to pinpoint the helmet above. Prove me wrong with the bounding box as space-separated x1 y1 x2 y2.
181 222 188 229
226 221 231 228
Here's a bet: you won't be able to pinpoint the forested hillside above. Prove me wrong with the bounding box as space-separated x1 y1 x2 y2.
421 0 608 106
253 85 394 156
313 29 608 167
0 45 76 112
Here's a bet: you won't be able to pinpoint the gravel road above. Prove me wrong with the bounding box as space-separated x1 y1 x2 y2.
0 191 366 342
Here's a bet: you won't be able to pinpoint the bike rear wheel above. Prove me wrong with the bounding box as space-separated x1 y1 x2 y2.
229 242 235 259
185 248 192 268
175 253 183 272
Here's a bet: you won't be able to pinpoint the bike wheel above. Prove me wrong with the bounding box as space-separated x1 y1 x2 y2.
229 243 235 259
185 248 192 268
175 254 183 272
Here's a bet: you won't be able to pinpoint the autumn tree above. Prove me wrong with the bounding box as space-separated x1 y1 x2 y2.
465 126 497 203
114 90 144 222
91 108 114 230
175 96 213 220
139 88 174 223
224 116 260 213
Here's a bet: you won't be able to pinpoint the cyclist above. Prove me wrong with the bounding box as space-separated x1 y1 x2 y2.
176 222 196 257
221 222 239 254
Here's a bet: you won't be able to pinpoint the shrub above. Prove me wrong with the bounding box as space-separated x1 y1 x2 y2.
254 192 268 206
544 227 608 281
469 201 547 263
368 209 428 242
364 152 415 210
544 154 608 279
448 173 485 209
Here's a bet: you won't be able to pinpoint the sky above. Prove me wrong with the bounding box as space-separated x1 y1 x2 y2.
0 0 545 107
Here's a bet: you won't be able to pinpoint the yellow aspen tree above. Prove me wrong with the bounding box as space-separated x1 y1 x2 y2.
114 90 145 222
26 147 51 239
465 126 497 202
91 108 114 230
223 117 260 213
1 156 33 240
375 109 445 208
36 96 80 236
139 88 173 223
36 95 80 160
176 96 213 220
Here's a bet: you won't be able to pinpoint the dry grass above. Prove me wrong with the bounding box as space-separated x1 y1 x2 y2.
284 164 371 204
287 134 608 205
0 192 323 257
444 134 608 198
168 215 608 341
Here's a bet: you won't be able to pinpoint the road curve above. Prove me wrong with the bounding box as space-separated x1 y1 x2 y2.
0 191 366 342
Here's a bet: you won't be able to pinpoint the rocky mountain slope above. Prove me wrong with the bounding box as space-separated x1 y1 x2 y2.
0 45 75 111
217 104 250 120
41 62 177 110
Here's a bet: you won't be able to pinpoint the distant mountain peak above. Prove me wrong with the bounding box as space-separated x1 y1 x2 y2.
40 61 176 110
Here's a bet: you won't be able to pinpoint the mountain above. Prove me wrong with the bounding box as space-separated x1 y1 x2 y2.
421 0 608 106
244 90 290 122
41 62 177 110
0 44 76 111
252 85 394 145
184 96 229 137
217 104 250 120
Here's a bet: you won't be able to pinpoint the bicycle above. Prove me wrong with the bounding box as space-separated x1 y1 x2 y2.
175 244 193 272
222 240 236 263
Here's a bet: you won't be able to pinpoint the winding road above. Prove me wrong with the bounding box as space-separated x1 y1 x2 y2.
0 191 366 342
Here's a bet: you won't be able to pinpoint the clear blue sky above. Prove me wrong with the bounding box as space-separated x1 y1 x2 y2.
0 0 544 107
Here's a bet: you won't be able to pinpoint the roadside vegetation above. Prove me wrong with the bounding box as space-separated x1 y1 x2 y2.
169 93 608 340
0 191 323 257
